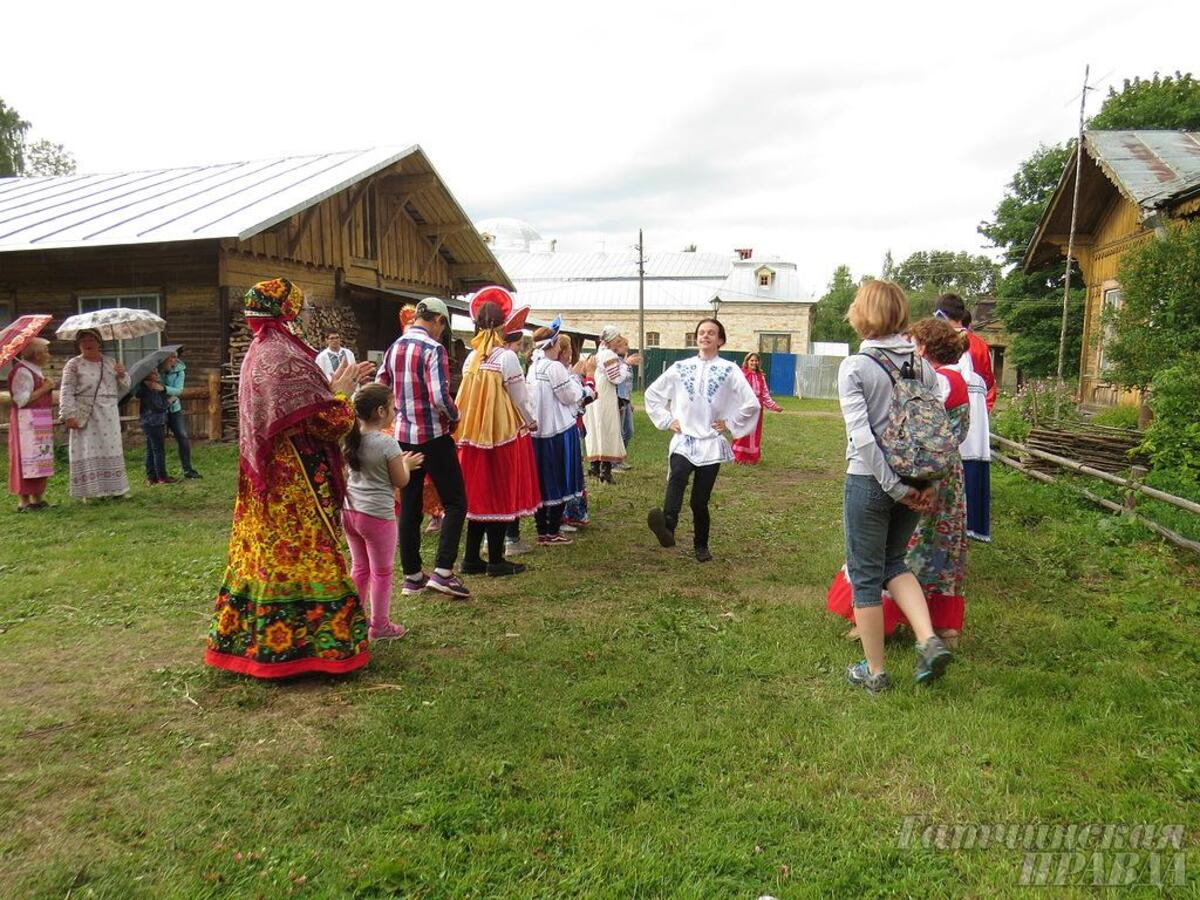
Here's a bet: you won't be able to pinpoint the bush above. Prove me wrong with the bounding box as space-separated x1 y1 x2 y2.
1090 405 1140 430
1138 353 1200 476
991 397 1031 442
1010 379 1082 429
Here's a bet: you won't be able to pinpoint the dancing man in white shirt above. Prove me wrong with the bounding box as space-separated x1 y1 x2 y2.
644 318 760 562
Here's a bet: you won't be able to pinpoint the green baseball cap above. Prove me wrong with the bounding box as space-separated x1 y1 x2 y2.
416 297 450 320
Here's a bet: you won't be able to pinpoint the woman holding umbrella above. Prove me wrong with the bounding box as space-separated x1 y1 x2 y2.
59 329 131 500
3 315 56 511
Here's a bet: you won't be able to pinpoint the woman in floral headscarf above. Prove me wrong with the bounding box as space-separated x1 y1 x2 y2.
206 278 374 678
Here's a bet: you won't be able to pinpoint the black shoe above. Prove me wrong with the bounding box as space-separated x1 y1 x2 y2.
647 508 676 548
694 547 713 563
460 559 487 575
184 470 202 479
487 561 526 577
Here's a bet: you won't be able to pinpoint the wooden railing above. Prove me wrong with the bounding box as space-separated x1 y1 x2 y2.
0 371 223 441
991 432 1200 555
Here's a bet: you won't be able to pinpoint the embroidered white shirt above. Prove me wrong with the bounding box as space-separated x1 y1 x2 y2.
644 354 760 466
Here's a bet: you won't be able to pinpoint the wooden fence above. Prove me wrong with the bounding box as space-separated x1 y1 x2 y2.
0 371 223 442
990 432 1200 554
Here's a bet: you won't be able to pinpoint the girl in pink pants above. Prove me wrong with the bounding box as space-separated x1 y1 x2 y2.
343 384 424 641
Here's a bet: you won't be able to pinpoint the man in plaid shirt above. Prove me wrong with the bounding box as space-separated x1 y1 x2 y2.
377 298 470 598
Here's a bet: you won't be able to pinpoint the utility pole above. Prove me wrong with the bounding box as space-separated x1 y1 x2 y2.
637 228 646 391
1057 64 1090 390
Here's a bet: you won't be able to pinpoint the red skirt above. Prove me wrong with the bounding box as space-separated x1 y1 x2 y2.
459 434 542 521
826 568 964 635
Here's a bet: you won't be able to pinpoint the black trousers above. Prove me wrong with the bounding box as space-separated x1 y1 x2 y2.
465 520 508 565
142 424 167 481
662 453 721 550
398 434 466 575
535 504 563 536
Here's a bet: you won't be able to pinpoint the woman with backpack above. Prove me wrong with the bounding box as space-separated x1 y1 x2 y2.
836 281 954 694
827 317 972 647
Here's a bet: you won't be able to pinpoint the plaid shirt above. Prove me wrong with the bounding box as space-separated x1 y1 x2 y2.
377 325 459 444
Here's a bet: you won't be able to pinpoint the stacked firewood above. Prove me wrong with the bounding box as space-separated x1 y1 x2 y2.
220 307 360 441
1024 426 1147 474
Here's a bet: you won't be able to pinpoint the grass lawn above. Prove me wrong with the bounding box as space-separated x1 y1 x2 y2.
1 397 1198 898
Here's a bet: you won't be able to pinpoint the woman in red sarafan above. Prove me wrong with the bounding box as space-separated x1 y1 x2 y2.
826 319 971 645
205 278 375 678
731 353 782 465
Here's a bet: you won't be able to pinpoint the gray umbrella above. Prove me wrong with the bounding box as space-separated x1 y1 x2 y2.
121 345 182 399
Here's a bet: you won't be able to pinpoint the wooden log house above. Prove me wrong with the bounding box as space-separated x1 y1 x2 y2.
0 147 513 437
1025 130 1200 407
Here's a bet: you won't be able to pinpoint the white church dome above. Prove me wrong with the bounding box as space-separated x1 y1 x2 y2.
475 217 543 252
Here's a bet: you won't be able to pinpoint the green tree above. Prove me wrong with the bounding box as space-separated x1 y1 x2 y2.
810 264 860 348
890 249 999 320
1105 220 1200 389
26 139 76 175
1089 71 1200 130
979 72 1200 377
0 99 30 176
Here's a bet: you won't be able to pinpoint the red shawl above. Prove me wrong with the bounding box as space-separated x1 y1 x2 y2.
239 320 346 495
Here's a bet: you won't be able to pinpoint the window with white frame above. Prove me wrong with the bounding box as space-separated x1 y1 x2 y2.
77 294 162 367
1097 286 1122 374
645 331 660 347
684 332 697 347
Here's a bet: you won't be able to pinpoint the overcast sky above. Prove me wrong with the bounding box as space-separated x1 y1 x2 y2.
4 0 1198 296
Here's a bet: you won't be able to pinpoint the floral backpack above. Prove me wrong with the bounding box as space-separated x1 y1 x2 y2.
859 348 959 483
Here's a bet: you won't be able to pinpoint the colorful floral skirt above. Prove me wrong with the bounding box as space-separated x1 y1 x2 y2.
206 438 369 678
459 432 542 521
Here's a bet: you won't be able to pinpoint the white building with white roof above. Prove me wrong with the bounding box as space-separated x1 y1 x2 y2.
476 217 814 353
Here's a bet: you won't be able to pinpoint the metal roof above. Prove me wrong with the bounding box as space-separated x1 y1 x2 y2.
1085 130 1200 209
0 147 421 252
495 249 732 281
1024 130 1200 270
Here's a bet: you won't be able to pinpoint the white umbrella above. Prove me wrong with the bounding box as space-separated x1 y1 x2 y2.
56 308 166 341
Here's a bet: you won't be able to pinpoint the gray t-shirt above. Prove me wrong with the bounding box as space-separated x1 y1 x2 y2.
345 430 403 520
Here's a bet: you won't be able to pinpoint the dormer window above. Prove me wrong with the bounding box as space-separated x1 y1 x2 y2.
756 266 775 289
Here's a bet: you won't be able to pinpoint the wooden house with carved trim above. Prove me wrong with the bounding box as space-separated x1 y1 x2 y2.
1025 130 1200 406
0 147 512 396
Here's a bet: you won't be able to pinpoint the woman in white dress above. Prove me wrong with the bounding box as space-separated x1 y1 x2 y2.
583 325 628 483
644 318 760 562
59 329 131 499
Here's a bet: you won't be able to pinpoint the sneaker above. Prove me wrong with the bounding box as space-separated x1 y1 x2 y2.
560 523 578 533
427 571 471 599
615 462 633 471
401 574 429 595
914 636 953 685
647 508 676 548
487 561 526 577
184 470 202 479
693 547 713 563
538 533 574 546
846 660 893 694
425 517 442 533
505 539 534 556
460 559 488 576
369 622 408 641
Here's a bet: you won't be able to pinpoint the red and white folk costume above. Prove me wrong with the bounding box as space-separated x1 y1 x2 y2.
455 287 542 522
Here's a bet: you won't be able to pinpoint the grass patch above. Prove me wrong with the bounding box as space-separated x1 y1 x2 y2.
1 396 1198 896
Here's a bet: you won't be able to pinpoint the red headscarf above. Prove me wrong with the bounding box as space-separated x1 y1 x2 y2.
238 279 346 496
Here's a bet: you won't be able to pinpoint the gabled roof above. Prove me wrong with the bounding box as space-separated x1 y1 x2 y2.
0 146 513 288
1024 130 1200 269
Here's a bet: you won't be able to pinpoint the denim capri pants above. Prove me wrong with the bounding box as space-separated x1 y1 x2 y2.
843 474 922 608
